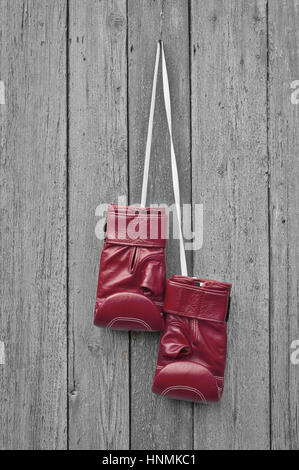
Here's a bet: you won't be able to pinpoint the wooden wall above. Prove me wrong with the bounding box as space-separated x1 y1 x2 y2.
0 0 298 450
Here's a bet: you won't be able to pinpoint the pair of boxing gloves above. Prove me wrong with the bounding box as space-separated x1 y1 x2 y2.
94 204 231 404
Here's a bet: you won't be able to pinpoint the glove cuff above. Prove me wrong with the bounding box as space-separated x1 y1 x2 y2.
164 275 231 322
106 205 167 248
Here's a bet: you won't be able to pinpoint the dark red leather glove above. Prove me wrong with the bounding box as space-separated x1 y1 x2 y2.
152 275 231 402
94 205 167 331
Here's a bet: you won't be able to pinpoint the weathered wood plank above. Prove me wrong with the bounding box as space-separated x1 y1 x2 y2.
0 0 67 449
191 0 270 449
269 0 299 450
128 0 192 450
68 0 129 449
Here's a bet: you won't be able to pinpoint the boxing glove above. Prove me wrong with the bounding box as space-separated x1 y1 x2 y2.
94 205 167 331
152 275 231 402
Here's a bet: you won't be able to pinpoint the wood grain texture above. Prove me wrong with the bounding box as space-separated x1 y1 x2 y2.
269 0 299 450
1 0 299 451
191 0 270 449
128 0 193 450
0 0 67 449
68 0 129 449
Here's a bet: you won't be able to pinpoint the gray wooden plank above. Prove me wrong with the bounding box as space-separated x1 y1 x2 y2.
0 0 67 449
68 0 129 449
191 0 270 449
128 0 193 450
269 0 299 450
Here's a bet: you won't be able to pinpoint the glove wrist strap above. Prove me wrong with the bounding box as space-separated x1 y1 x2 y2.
164 277 231 323
106 204 167 248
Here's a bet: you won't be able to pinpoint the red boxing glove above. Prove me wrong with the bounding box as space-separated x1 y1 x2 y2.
94 205 167 331
152 275 231 402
